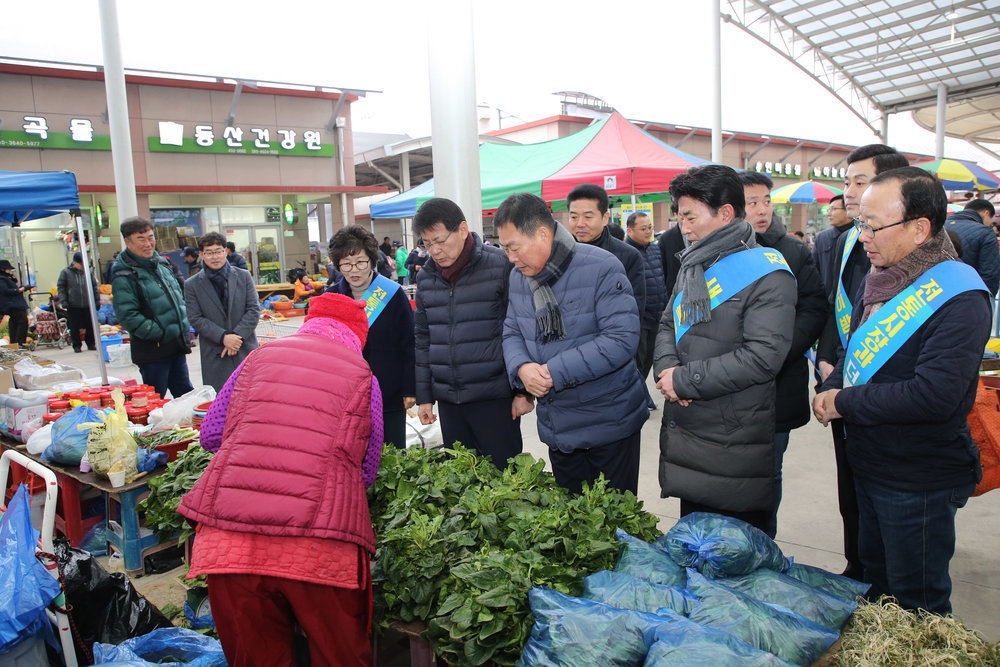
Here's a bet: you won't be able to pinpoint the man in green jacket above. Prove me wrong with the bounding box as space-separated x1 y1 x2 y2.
111 216 194 398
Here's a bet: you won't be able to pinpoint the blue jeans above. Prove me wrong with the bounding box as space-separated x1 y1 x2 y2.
761 431 790 539
854 476 974 614
138 355 194 399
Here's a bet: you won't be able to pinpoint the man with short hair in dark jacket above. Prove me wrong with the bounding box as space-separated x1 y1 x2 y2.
625 211 669 406
567 184 646 317
946 199 999 296
413 198 531 468
57 251 100 352
740 171 829 538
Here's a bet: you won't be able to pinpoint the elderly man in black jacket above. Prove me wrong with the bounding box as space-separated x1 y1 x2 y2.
413 198 532 468
814 167 990 614
57 251 100 352
740 172 828 538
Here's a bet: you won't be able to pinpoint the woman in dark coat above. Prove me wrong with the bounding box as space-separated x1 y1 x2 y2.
0 260 32 346
327 225 416 448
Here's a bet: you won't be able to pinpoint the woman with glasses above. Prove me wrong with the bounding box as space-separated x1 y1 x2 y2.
328 225 416 449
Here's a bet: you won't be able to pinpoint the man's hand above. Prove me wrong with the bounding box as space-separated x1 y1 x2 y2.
655 367 690 406
512 394 534 419
220 333 242 358
517 363 554 398
417 403 436 425
403 396 416 410
818 360 835 382
812 389 842 426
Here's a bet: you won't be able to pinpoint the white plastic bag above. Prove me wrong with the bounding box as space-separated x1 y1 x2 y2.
12 358 84 390
20 416 44 443
147 385 217 428
26 423 53 455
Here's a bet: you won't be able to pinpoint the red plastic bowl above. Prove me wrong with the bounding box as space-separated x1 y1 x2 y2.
194 401 213 413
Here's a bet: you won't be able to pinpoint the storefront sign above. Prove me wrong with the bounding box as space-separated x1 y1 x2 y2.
259 261 280 271
0 116 111 150
149 121 336 157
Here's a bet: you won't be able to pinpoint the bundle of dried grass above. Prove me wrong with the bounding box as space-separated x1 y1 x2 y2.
833 598 1000 666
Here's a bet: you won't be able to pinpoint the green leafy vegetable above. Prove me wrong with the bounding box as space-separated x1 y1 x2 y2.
369 443 660 666
137 442 213 545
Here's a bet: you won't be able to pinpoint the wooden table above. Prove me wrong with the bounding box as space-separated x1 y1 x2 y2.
1 440 174 574
255 282 296 300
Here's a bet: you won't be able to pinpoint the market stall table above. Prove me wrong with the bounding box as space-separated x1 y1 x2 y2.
255 282 296 300
0 440 174 574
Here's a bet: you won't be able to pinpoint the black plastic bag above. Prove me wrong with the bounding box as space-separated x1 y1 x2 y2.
53 538 173 665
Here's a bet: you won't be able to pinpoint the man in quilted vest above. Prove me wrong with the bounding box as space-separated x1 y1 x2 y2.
179 292 383 665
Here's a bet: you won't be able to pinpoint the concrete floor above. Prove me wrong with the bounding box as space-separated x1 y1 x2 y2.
43 328 1000 643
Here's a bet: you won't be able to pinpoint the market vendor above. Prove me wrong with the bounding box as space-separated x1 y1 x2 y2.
179 292 382 665
289 267 322 303
0 259 32 347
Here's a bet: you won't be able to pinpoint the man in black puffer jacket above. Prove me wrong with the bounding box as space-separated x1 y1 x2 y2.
740 171 828 538
413 198 532 468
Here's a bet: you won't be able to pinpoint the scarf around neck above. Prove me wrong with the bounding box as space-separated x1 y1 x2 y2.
674 219 755 326
527 223 577 342
860 228 957 325
438 232 476 285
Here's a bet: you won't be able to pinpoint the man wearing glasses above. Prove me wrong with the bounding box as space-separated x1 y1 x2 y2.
812 195 851 293
184 232 260 392
814 167 989 614
412 198 531 468
814 144 909 581
624 211 668 409
111 216 195 398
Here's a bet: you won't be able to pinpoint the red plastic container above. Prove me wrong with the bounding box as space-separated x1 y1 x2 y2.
154 438 195 462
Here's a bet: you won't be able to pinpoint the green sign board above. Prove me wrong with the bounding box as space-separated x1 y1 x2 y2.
0 130 111 151
148 136 336 157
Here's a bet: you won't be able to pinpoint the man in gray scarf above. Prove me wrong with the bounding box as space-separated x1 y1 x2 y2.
653 165 796 533
497 193 648 495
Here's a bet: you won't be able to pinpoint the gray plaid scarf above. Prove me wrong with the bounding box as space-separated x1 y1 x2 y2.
674 219 754 326
527 223 577 342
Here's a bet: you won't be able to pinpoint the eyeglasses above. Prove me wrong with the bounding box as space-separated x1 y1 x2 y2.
202 249 226 258
422 229 455 250
853 217 915 237
338 258 370 272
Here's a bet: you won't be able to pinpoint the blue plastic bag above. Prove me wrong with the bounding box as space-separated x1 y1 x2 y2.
659 513 789 578
581 570 697 616
784 562 870 601
614 529 686 588
0 485 61 654
686 570 837 666
643 619 796 666
43 405 104 465
136 448 168 473
517 587 685 666
716 567 857 631
92 627 226 666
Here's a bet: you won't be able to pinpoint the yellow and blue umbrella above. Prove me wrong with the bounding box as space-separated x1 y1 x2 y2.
915 158 999 191
770 180 844 204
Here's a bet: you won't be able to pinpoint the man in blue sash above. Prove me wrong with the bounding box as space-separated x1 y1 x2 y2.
653 165 796 532
497 192 648 495
815 144 909 580
412 198 532 468
740 171 828 538
813 167 990 614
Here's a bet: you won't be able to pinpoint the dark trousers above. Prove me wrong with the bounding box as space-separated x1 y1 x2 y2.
66 306 96 350
680 498 772 535
6 308 28 345
854 477 974 614
208 573 372 666
635 319 658 379
761 431 790 539
438 398 523 469
138 355 194 399
833 420 863 578
549 430 641 495
383 408 406 449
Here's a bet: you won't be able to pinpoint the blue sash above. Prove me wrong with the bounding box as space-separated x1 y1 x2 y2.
835 227 861 348
360 273 402 327
674 247 793 343
843 261 988 387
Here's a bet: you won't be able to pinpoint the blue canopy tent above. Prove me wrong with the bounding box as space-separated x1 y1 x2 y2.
0 170 108 382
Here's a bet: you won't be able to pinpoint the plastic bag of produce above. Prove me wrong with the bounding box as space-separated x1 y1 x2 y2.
686 570 837 666
581 570 697 616
614 529 686 588
659 513 789 578
716 567 857 631
86 389 139 483
784 562 870 601
517 587 684 667
42 404 104 465
643 619 796 667
147 385 216 429
92 627 225 666
25 422 53 455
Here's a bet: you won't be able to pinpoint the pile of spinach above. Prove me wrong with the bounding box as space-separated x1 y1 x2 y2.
369 443 661 666
137 442 214 545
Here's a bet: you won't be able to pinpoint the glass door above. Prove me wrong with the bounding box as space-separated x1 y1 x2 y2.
252 226 283 284
223 227 255 279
